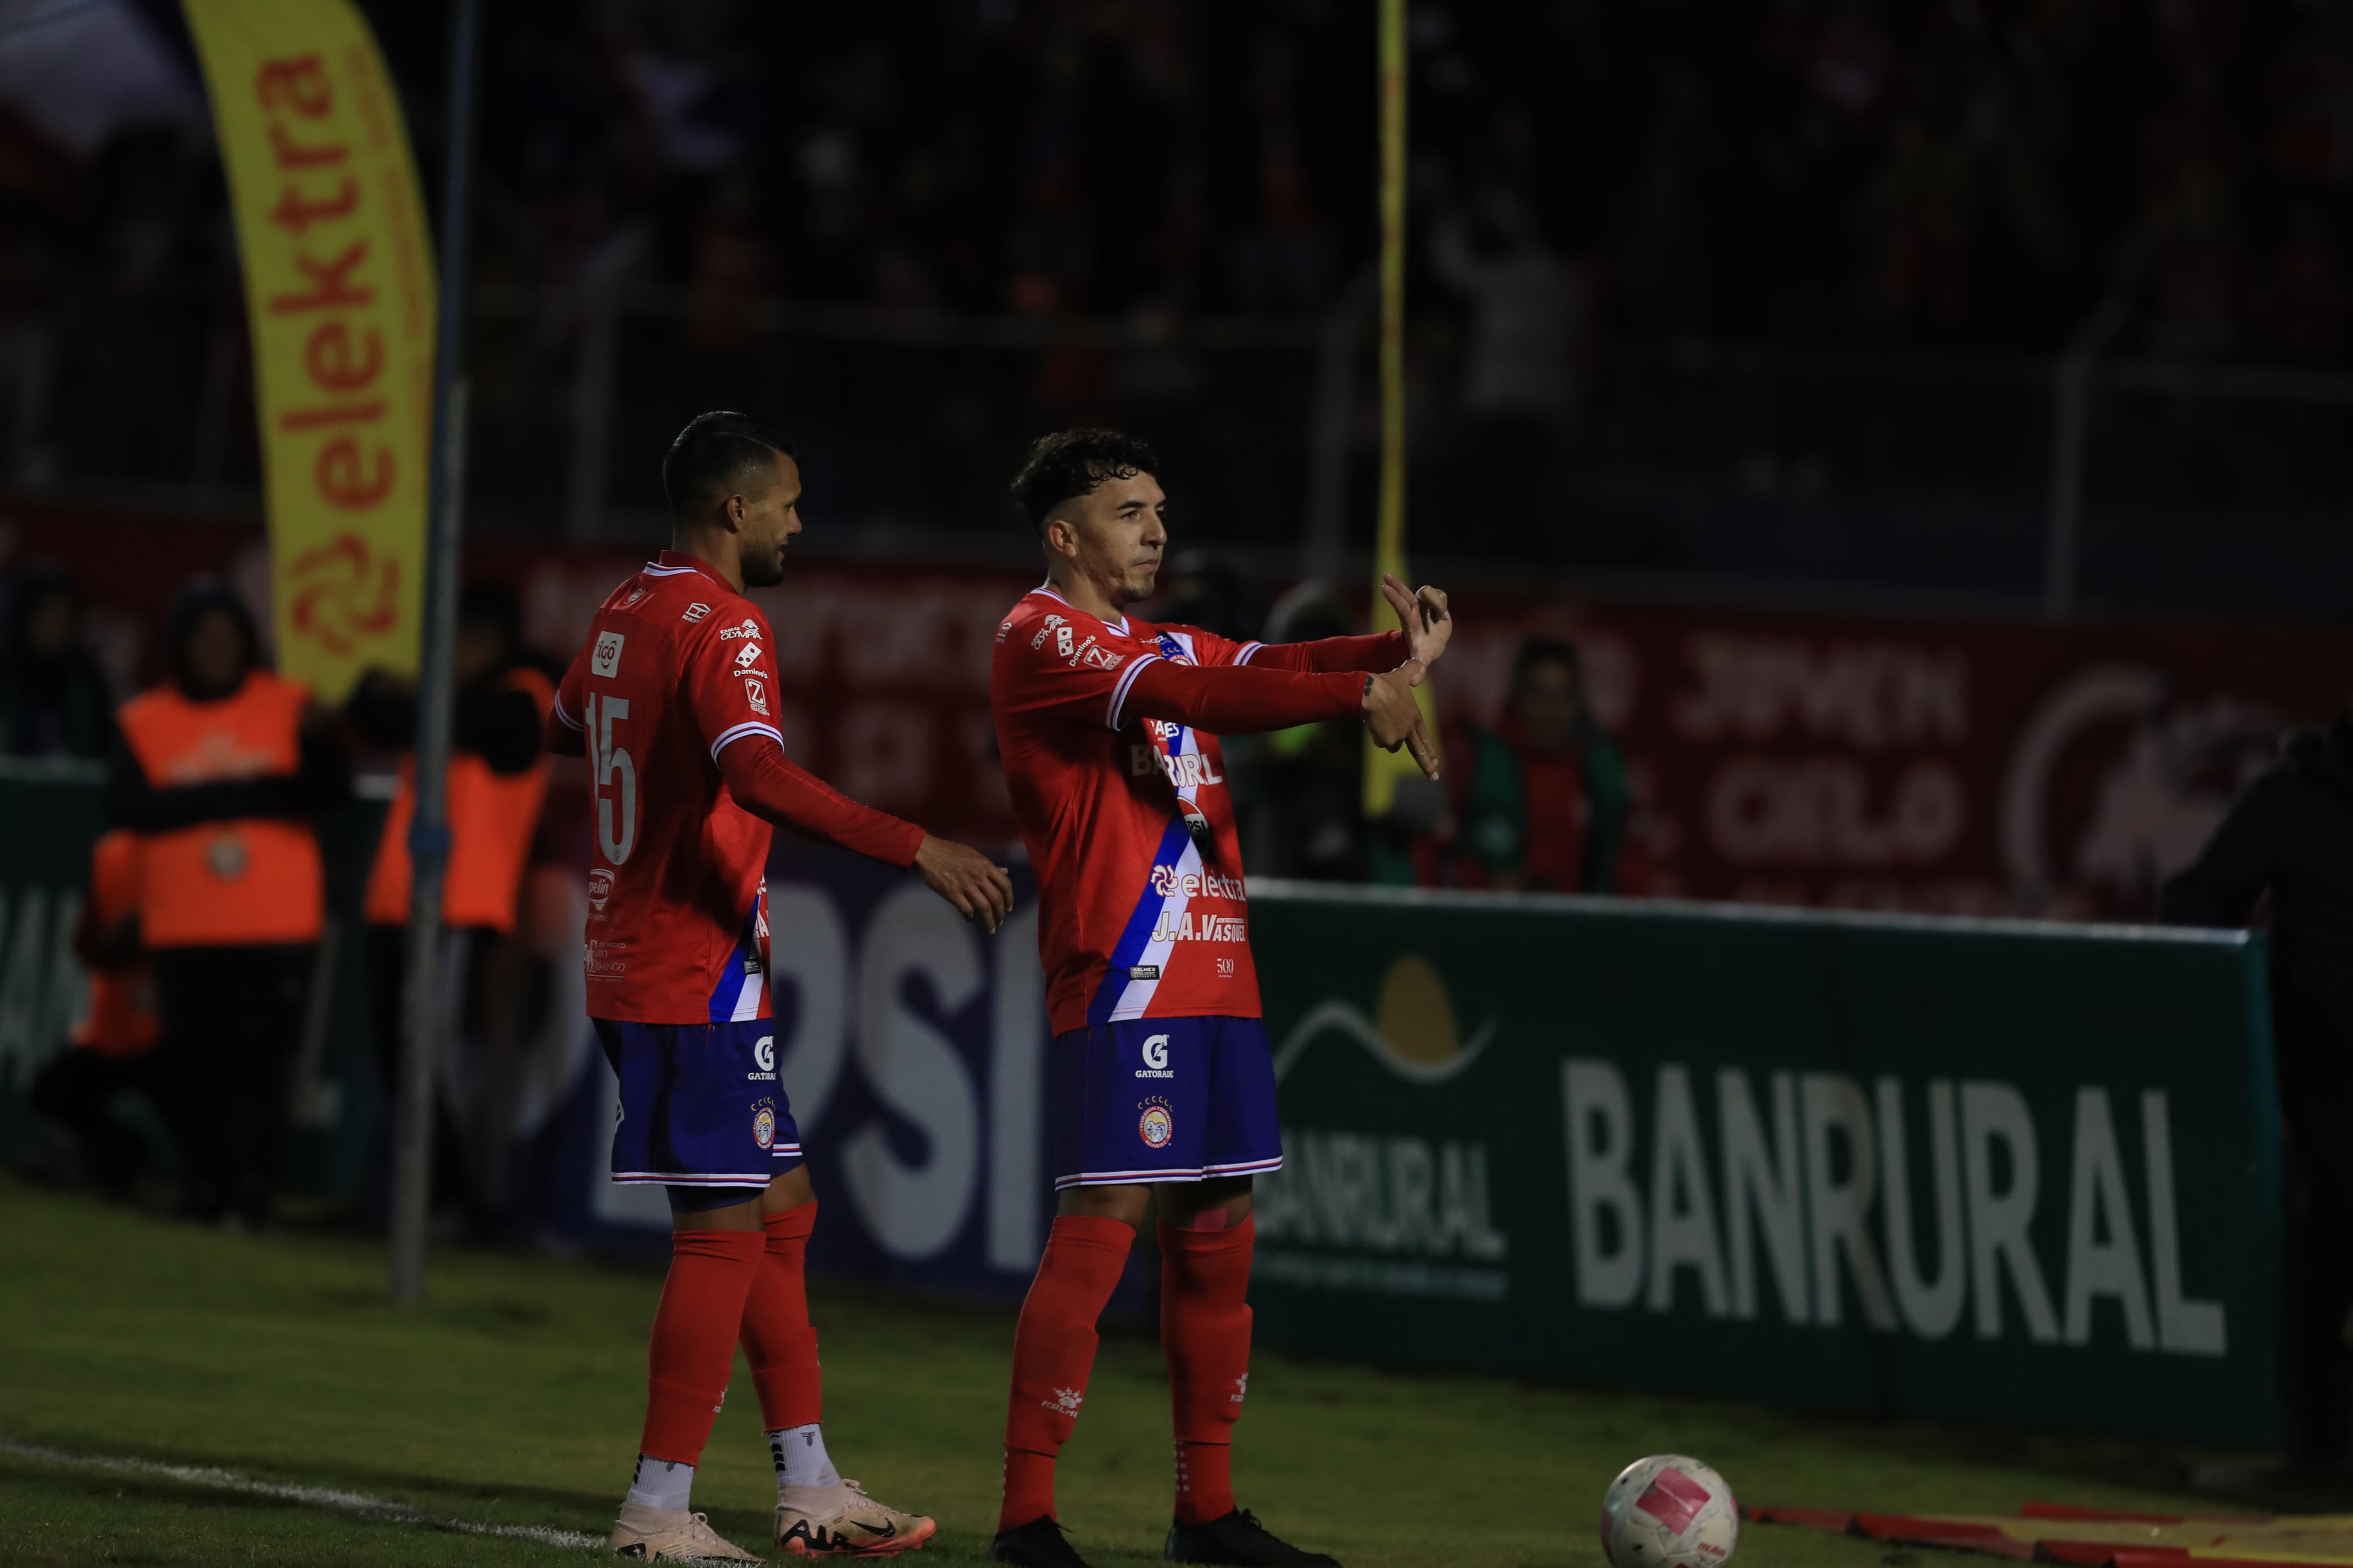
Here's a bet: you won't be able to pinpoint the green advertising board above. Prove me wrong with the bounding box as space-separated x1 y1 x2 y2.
0 764 387 1196
1247 881 2282 1447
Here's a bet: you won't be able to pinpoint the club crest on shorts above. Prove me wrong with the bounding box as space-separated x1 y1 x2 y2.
752 1100 777 1151
1137 1096 1174 1149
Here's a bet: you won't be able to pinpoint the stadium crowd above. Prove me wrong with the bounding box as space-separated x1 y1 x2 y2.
3 0 2350 502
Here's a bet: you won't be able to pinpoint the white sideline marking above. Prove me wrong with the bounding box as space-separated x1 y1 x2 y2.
0 1436 602 1551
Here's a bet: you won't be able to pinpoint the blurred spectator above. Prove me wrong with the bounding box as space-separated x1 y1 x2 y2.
18 829 162 1198
1428 192 1583 548
1156 548 1259 643
102 578 349 1226
0 563 116 759
1249 584 1366 881
349 581 558 1237
1454 637 1631 895
2162 706 2353 1459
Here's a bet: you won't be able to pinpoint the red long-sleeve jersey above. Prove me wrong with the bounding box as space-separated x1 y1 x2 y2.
991 585 1405 1034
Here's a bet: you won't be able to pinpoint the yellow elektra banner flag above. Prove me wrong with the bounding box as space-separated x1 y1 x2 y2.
182 0 434 700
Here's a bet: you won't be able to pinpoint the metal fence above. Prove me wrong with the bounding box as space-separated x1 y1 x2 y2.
6 279 2351 618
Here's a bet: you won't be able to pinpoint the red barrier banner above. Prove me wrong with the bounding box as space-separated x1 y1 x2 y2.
8 499 2341 921
1436 599 2349 919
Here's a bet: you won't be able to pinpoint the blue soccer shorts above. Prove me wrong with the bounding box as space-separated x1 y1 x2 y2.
1046 1014 1284 1190
594 1017 804 1191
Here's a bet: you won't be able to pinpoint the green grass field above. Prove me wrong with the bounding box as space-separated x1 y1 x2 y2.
0 1174 2325 1567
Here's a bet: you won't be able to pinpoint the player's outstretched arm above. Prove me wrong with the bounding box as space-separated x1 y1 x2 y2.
1232 572 1450 675
718 738 1014 932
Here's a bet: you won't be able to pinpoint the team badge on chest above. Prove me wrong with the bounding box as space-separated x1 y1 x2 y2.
1137 1097 1174 1150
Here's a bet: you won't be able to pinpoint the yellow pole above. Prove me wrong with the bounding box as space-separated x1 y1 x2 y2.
1364 0 1436 819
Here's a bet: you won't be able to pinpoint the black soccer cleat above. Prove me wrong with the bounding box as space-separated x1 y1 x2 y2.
993 1515 1096 1568
1164 1509 1341 1567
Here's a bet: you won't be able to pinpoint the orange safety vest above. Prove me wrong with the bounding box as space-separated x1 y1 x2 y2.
72 828 160 1057
364 666 555 934
118 671 325 949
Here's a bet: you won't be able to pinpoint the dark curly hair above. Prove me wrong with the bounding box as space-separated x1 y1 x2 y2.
1009 428 1161 534
662 411 795 519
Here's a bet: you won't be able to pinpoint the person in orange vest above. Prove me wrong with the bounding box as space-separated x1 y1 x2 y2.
104 578 350 1226
22 830 163 1197
348 581 556 1233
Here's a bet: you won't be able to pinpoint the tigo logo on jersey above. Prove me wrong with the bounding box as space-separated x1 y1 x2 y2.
752 1101 777 1151
1138 1098 1174 1149
592 630 625 677
1136 1033 1175 1080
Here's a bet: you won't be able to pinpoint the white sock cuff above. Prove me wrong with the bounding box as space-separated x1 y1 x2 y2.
627 1454 695 1513
768 1423 842 1490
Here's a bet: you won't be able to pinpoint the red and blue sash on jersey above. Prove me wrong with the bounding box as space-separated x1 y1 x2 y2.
1147 631 1217 856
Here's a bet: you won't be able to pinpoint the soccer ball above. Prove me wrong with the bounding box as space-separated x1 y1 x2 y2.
1600 1454 1739 1568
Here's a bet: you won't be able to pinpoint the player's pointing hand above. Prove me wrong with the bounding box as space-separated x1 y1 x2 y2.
1362 663 1441 781
1381 571 1453 667
914 835 1017 934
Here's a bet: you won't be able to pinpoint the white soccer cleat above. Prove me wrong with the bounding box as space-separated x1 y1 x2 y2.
610 1501 765 1561
775 1479 938 1557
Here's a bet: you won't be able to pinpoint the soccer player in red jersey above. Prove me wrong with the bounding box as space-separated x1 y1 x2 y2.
547 412 1015 1562
986 430 1449 1568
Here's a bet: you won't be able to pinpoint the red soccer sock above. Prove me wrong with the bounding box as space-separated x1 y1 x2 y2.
999 1214 1135 1534
640 1227 765 1465
740 1200 823 1431
1161 1214 1256 1526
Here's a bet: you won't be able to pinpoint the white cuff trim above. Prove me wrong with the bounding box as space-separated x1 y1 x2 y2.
1106 652 1161 731
708 720 785 762
1235 641 1265 665
550 692 584 731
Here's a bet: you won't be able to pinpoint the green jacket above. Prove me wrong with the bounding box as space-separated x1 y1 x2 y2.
1461 721 1630 893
